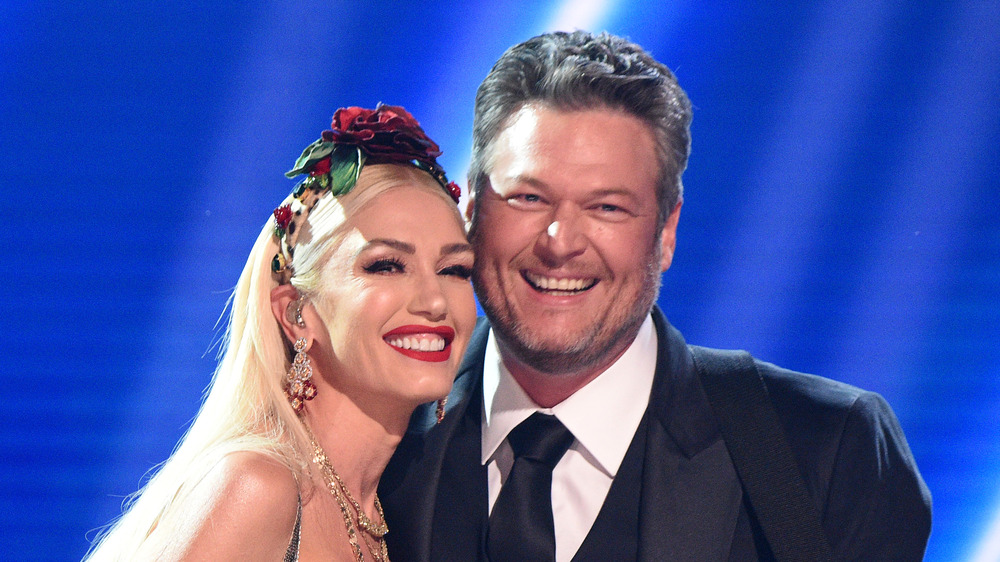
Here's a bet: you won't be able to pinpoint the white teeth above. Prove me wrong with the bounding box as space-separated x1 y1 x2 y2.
525 272 595 292
386 335 446 352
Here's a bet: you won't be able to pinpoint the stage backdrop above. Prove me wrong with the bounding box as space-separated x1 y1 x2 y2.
1 1 998 560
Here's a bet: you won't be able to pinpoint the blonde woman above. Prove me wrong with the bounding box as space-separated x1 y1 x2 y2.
87 105 476 561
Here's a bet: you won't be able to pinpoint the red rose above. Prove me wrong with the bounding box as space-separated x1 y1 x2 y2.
273 204 292 230
309 157 331 177
445 181 461 203
330 105 442 165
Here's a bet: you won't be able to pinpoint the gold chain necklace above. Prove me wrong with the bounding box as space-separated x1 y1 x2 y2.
304 427 389 562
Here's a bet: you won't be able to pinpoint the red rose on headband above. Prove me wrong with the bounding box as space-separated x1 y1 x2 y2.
330 105 442 165
445 181 462 203
309 157 331 177
273 204 292 230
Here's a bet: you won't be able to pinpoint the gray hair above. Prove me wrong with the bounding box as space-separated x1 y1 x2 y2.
469 30 692 226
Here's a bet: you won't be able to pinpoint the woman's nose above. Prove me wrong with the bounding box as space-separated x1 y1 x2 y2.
408 273 448 321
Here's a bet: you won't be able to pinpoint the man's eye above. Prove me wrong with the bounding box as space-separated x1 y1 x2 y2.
592 202 634 219
508 193 543 205
363 258 405 274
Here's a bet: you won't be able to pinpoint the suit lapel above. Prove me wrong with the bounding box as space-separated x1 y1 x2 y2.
638 418 743 561
429 383 488 560
428 319 491 560
637 309 743 561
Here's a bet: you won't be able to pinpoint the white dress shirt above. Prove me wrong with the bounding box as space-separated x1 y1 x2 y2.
481 315 658 562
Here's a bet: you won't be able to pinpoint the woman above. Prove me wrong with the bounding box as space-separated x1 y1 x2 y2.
87 105 476 560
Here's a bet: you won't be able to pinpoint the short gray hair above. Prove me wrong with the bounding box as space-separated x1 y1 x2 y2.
469 30 692 226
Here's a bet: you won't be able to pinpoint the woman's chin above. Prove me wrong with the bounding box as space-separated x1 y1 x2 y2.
407 380 455 408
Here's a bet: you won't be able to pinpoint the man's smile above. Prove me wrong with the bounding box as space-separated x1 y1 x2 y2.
522 271 598 295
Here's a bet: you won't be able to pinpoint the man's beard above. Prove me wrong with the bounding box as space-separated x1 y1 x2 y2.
474 252 662 376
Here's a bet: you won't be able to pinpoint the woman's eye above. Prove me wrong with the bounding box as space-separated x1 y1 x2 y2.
363 258 405 274
440 264 473 279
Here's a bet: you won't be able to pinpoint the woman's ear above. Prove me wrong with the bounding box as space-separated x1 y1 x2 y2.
270 284 310 344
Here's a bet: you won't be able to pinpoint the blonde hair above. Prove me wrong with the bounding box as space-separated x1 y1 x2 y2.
86 164 460 560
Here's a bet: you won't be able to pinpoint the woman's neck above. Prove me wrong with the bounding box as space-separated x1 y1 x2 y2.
301 391 408 511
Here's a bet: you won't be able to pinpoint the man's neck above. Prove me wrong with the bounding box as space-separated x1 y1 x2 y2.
496 341 632 408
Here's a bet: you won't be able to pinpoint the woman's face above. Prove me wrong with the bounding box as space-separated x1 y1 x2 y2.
309 178 476 411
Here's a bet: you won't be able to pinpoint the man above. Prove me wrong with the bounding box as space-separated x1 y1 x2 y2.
380 30 931 561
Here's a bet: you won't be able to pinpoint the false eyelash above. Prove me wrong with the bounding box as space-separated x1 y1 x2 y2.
441 265 473 279
363 257 406 274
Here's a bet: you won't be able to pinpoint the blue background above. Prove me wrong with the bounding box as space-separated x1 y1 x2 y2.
2 1 998 560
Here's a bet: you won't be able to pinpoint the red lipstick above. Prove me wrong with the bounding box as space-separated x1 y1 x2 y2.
383 325 456 362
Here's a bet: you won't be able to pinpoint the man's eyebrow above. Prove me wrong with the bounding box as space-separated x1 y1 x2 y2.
506 174 547 189
497 177 639 200
590 188 642 201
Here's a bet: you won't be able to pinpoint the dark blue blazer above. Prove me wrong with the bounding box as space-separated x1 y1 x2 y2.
380 308 932 560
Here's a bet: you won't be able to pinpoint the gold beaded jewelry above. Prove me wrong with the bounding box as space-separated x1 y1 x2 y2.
304 424 389 562
436 396 447 424
285 338 317 413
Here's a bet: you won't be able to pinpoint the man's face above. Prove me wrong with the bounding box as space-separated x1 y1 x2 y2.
470 104 681 375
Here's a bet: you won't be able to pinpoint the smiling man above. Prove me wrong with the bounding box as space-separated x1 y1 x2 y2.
380 31 931 561
471 104 674 408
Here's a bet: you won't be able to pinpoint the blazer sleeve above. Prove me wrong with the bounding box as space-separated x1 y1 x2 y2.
822 391 932 561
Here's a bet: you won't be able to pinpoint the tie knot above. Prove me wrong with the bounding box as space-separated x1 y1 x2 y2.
507 412 574 468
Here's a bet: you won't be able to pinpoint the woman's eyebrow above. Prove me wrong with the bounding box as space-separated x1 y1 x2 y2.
363 238 416 254
441 242 473 255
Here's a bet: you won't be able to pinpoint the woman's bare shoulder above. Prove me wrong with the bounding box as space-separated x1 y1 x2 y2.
207 450 300 519
161 451 301 560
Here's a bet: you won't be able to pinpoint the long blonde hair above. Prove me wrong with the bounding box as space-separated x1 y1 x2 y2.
86 164 460 560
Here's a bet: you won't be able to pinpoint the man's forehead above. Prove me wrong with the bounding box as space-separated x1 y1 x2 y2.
497 104 544 147
490 104 659 187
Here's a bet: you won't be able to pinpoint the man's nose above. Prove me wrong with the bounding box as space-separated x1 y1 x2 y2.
534 203 587 265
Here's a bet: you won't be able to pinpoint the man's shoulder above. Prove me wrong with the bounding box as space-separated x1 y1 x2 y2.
740 355 922 501
747 357 894 452
747 357 931 555
753 358 870 414
686 345 873 432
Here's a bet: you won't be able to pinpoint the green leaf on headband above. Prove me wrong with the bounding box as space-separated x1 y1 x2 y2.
328 145 365 196
285 139 335 178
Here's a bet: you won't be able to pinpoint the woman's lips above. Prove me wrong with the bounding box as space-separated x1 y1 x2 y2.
383 325 455 363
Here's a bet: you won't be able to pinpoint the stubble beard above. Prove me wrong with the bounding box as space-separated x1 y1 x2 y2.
473 251 663 377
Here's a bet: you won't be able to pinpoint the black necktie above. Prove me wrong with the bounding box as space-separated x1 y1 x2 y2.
486 412 575 562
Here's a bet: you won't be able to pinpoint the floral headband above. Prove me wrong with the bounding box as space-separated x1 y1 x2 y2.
271 104 461 283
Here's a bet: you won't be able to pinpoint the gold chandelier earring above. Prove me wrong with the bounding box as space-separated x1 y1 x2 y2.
285 337 317 413
436 397 448 424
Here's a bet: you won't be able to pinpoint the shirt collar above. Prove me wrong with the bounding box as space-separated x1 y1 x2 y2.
481 315 658 477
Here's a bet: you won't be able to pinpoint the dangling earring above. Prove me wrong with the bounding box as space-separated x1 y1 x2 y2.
436 396 448 424
285 337 317 413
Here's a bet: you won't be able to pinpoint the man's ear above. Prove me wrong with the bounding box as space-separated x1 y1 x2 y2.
270 284 310 344
464 194 476 222
659 200 682 272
